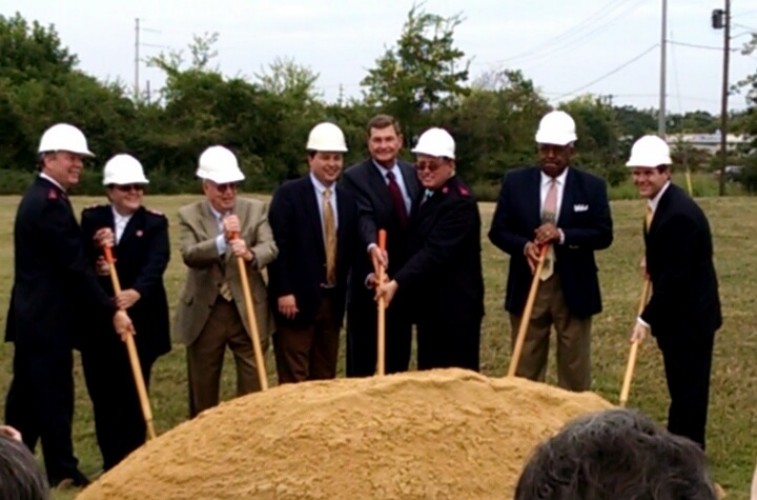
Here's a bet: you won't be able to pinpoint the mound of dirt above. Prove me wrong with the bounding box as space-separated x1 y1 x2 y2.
78 369 613 499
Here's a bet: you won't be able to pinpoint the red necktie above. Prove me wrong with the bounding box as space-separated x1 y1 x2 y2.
385 170 408 228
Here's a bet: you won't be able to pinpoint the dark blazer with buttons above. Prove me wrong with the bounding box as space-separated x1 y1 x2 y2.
394 175 484 325
268 175 358 326
6 176 116 350
488 166 613 318
641 183 721 337
80 204 172 361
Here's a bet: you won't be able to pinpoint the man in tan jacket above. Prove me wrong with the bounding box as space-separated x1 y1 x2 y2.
173 145 277 417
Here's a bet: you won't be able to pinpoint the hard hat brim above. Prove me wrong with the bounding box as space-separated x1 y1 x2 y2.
197 171 246 184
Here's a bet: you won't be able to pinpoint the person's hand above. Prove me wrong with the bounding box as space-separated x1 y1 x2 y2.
94 227 115 248
113 309 135 342
115 289 141 309
534 222 560 245
370 246 388 272
95 255 110 276
524 241 541 273
0 425 22 442
222 215 241 239
630 321 649 344
640 256 649 280
229 238 253 261
375 279 399 307
278 294 299 320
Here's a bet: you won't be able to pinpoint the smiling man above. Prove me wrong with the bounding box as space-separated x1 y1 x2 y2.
488 110 613 391
626 135 721 450
375 128 483 371
341 115 420 377
4 123 134 489
173 145 277 417
268 122 358 383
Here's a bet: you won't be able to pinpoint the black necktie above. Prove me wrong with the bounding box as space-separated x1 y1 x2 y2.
385 170 408 228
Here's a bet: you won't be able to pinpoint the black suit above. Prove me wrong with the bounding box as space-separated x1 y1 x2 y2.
488 166 612 390
641 183 721 449
341 159 420 376
5 176 116 485
80 204 171 470
394 175 484 370
268 175 358 382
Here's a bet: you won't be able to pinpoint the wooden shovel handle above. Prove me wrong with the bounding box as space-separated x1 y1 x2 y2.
376 229 387 376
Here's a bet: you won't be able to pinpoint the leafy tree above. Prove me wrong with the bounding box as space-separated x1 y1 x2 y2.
361 3 469 138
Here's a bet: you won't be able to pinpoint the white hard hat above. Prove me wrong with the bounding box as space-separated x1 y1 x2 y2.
535 111 577 146
38 123 94 157
306 122 348 152
411 127 456 159
626 135 672 168
196 146 245 184
103 154 149 185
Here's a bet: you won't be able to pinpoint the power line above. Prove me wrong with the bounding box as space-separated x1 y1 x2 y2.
668 40 739 51
554 43 659 99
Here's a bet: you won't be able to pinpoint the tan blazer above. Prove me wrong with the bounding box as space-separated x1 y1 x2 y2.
173 197 278 346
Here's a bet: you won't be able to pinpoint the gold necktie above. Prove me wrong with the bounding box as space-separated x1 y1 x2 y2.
218 213 234 301
540 179 558 281
323 188 337 285
645 204 654 232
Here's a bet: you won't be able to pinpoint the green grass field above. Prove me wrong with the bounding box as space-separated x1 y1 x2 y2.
0 193 754 499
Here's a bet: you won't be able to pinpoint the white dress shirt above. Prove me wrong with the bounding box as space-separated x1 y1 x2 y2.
111 207 134 245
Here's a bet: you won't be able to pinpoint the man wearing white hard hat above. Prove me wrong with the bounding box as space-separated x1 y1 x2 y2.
626 135 721 450
376 127 484 371
174 146 278 417
268 122 358 383
4 123 134 488
79 154 171 470
489 110 613 392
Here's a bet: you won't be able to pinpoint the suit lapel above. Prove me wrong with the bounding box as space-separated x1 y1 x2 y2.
558 169 574 226
530 167 542 228
118 207 142 247
303 177 326 261
366 163 393 214
399 162 420 207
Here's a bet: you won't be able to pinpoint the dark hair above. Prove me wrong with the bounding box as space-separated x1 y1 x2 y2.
657 165 670 174
367 114 402 136
0 436 49 499
515 409 716 500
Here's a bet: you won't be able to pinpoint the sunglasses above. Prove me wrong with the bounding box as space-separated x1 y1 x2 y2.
415 161 443 173
214 182 239 193
114 184 145 193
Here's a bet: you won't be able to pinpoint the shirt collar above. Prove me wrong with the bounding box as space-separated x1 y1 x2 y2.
648 181 671 212
371 159 399 178
111 206 134 222
309 172 335 195
540 167 569 187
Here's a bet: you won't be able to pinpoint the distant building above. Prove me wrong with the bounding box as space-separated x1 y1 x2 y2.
666 131 750 155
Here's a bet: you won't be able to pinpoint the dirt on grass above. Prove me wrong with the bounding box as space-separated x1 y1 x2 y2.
78 369 613 499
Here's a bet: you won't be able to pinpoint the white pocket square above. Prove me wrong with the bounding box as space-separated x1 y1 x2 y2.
573 204 589 212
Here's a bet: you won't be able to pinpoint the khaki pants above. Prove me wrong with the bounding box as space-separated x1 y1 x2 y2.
186 297 262 418
510 274 592 391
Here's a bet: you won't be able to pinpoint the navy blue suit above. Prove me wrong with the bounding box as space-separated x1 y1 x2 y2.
642 183 721 449
80 204 171 470
488 166 612 390
5 176 116 486
341 159 420 376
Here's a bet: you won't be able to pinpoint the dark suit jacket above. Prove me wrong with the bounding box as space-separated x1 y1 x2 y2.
268 175 358 326
5 176 116 350
641 184 722 337
80 204 172 361
488 166 613 318
394 175 484 325
341 158 420 301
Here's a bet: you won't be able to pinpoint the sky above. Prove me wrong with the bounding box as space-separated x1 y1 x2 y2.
3 0 757 114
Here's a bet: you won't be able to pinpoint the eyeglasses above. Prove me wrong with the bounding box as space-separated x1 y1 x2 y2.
214 182 239 193
114 184 145 193
415 161 443 173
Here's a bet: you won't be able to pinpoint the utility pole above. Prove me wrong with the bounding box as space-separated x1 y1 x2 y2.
717 1 730 196
134 18 140 102
658 0 667 137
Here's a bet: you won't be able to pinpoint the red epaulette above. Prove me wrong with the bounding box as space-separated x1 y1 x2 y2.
48 189 58 200
457 185 470 196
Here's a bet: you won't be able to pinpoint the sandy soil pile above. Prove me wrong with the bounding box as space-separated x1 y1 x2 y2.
78 369 613 499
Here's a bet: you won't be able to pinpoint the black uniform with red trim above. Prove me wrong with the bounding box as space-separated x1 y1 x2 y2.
79 203 171 471
393 174 484 371
5 175 116 486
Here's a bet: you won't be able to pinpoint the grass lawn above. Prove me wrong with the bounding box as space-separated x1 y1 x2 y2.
0 192 754 499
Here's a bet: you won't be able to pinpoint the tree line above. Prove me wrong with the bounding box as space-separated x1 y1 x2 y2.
1 8 756 198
